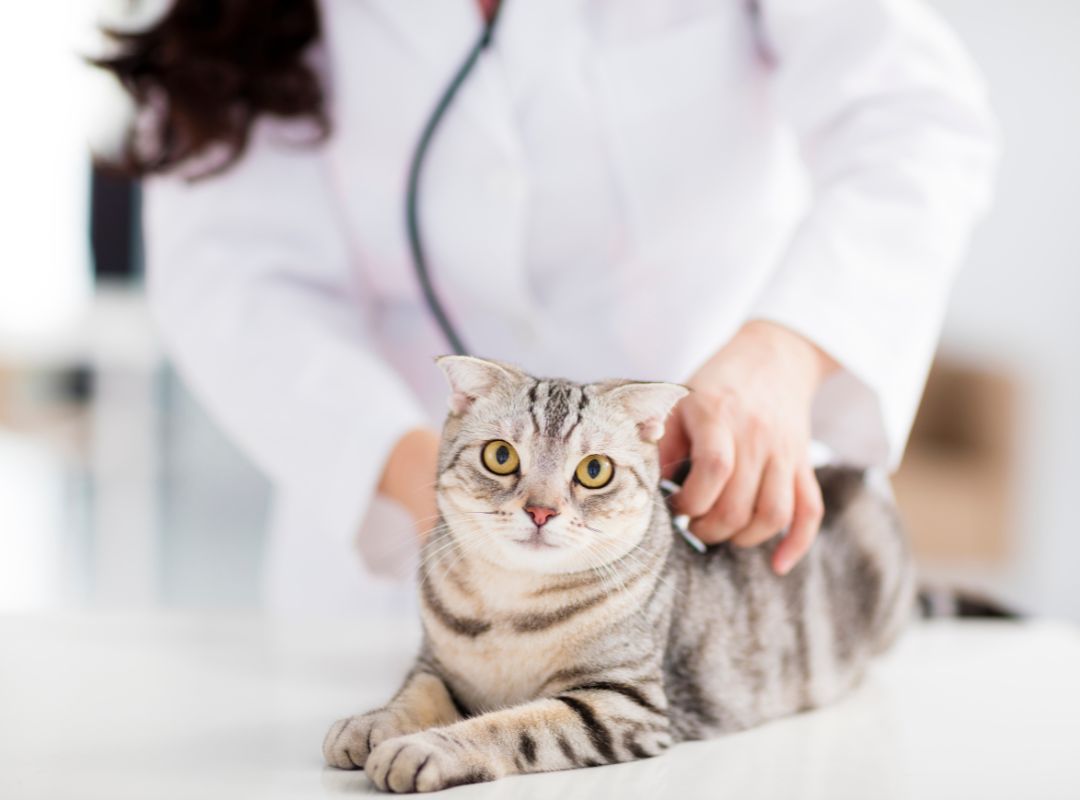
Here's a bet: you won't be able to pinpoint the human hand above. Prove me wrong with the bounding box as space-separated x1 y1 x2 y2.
658 320 838 574
378 427 441 540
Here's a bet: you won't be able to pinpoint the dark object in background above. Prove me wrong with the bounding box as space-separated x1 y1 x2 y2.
918 586 1021 619
893 360 1015 563
90 166 141 281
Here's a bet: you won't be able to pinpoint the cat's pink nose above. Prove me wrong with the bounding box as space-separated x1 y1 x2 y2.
524 505 558 527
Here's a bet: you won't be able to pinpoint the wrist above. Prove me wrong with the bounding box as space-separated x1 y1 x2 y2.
378 427 441 536
743 319 838 388
692 320 839 400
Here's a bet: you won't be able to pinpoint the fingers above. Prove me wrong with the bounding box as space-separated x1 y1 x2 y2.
771 464 825 576
730 458 794 549
688 438 765 544
677 420 735 521
663 385 822 567
657 406 690 481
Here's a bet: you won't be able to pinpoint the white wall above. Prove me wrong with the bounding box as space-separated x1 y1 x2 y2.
0 3 95 342
932 0 1080 619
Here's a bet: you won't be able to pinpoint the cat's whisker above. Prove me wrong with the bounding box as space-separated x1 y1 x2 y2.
365 509 495 561
582 543 646 614
558 529 638 617
620 544 689 604
419 530 488 592
422 528 477 565
571 515 689 610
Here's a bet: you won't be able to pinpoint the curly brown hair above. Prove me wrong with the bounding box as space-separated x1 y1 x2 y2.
93 0 328 177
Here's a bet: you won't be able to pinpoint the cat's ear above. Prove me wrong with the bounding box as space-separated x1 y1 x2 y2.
435 355 528 416
604 382 689 443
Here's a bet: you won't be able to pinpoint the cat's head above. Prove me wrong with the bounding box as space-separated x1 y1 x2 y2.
434 356 687 575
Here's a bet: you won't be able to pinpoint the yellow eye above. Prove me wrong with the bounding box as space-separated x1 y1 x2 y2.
575 455 614 489
481 440 520 475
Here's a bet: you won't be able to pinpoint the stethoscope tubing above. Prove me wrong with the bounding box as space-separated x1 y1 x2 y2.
405 3 507 357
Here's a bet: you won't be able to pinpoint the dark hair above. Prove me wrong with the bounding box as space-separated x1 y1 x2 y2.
93 0 328 177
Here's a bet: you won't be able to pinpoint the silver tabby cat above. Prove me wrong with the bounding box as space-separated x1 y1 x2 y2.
324 356 915 793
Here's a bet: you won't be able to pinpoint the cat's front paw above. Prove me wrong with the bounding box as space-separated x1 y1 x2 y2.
367 732 492 793
323 710 408 770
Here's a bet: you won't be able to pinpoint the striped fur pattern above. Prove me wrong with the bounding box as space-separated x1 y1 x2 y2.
324 357 916 792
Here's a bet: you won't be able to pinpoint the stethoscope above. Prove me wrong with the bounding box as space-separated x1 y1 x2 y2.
404 1 707 552
404 1 506 358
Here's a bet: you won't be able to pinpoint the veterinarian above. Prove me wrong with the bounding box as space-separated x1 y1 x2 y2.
102 0 996 612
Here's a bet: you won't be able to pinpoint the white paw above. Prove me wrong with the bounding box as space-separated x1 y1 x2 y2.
323 710 407 770
367 732 490 793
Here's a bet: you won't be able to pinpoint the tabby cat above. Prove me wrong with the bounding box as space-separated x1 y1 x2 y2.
323 356 915 793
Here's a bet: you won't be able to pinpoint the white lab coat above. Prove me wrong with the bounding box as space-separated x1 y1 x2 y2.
143 0 996 614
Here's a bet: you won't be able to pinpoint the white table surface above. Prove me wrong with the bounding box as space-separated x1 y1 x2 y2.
2 614 1078 800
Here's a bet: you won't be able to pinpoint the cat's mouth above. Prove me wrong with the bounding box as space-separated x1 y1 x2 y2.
511 530 559 550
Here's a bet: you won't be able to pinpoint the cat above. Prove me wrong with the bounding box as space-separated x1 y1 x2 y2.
323 355 915 793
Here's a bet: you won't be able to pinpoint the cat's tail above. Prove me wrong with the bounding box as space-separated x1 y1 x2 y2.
916 586 1022 619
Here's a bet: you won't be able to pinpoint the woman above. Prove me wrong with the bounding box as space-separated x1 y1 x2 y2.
99 0 996 613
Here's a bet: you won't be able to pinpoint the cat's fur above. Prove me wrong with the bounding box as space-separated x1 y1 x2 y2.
324 356 915 793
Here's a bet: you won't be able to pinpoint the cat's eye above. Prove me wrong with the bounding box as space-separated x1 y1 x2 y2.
481 440 520 475
575 454 614 489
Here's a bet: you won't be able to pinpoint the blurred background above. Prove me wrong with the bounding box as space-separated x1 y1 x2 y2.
1 0 1077 619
